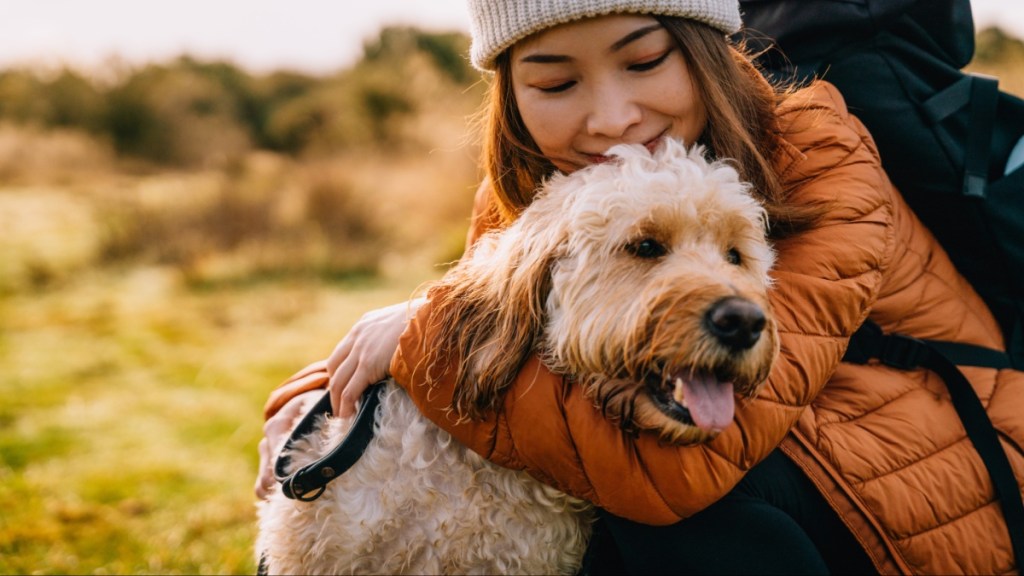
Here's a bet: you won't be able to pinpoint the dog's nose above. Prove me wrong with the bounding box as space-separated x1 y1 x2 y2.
704 297 766 351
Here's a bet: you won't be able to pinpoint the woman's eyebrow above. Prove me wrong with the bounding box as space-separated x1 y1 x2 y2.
519 53 572 64
518 23 664 64
609 24 663 52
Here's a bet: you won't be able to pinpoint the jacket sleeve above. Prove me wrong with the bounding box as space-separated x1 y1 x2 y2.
263 360 329 420
390 82 898 524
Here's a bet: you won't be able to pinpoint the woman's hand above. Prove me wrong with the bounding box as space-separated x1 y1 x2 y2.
326 298 426 417
254 298 426 499
254 389 321 499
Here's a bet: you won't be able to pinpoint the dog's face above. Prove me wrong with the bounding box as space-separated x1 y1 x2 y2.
539 140 778 444
430 139 777 445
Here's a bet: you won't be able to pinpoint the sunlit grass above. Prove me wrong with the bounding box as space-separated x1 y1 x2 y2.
0 267 433 574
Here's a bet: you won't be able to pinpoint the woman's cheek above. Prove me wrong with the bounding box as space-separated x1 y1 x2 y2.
526 108 575 159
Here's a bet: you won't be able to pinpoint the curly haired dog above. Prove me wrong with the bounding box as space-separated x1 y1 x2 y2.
256 139 779 575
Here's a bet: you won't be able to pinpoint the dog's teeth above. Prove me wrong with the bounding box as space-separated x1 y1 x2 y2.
672 377 688 407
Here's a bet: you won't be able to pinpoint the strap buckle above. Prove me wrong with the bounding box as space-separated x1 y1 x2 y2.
843 320 930 370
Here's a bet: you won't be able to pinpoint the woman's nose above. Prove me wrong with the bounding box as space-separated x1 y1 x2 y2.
586 85 642 138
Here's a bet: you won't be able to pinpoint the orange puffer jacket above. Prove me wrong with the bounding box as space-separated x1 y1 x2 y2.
265 82 1023 574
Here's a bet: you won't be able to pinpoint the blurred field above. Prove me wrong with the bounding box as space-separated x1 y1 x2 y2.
0 27 480 575
1 270 426 574
1 25 1022 575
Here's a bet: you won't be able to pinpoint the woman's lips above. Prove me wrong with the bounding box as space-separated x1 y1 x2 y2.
644 132 666 153
583 132 668 164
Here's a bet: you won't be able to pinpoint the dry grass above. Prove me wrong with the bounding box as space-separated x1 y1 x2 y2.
0 124 115 185
0 124 479 294
0 266 433 574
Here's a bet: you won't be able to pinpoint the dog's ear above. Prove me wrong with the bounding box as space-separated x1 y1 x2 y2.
422 200 565 420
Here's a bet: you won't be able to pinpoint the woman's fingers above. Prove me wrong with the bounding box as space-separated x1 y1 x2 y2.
257 299 429 498
326 331 356 376
324 299 428 417
329 354 360 417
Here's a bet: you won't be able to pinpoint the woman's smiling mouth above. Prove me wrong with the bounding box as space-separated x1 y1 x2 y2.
582 130 669 165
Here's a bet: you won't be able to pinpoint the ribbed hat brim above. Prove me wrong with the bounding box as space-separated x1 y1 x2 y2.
467 0 742 71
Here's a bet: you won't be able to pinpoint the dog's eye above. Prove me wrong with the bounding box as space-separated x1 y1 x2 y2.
626 238 667 259
726 248 742 265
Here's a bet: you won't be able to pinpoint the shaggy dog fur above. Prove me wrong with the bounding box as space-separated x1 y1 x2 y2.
256 139 779 575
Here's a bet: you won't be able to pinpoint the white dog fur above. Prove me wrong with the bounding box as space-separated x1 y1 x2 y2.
257 139 778 575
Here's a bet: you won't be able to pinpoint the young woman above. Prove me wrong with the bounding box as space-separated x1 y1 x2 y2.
256 1 1024 573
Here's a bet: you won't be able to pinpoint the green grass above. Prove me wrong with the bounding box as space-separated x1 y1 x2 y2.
0 268 429 574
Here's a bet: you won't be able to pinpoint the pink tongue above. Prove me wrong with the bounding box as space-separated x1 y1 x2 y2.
678 373 735 433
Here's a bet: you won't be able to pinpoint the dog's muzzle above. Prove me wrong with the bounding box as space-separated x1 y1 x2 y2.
646 296 770 434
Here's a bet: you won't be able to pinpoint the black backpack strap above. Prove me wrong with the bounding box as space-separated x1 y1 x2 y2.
962 74 1000 198
273 382 386 501
921 74 974 124
921 73 1001 198
843 321 1024 563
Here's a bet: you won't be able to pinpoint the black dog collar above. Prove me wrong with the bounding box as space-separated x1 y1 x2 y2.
273 381 386 501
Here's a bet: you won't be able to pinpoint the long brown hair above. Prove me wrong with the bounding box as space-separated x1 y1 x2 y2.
479 16 821 237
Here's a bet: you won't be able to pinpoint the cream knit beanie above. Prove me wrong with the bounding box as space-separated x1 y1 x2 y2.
467 0 742 71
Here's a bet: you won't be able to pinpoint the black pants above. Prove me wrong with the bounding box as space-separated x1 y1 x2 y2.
582 449 877 575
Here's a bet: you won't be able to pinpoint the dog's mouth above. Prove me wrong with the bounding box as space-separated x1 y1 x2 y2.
646 369 736 434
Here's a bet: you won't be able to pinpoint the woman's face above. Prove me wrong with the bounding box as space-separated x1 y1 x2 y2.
511 14 706 174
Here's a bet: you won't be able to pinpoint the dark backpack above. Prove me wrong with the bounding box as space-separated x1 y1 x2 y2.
738 0 1024 564
740 0 1024 368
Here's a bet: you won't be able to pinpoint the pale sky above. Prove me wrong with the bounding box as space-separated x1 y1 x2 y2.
0 1 1021 74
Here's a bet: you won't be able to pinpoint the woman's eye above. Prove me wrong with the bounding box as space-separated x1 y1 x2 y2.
726 248 742 265
629 50 672 72
626 238 667 259
538 81 576 94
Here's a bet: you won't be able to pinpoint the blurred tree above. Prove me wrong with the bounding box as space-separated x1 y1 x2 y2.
415 31 474 85
104 67 169 160
361 86 414 144
974 26 1024 65
284 26 479 153
363 26 474 86
263 90 333 153
249 71 318 151
103 58 252 166
0 68 106 134
0 70 50 125
45 69 107 131
0 26 482 164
